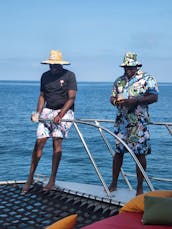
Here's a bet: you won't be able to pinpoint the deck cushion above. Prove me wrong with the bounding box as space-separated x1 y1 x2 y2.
46 214 78 229
119 190 172 213
82 212 170 229
142 196 172 225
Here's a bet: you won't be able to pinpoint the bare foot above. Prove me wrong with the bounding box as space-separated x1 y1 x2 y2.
108 183 117 192
43 182 56 191
21 180 33 195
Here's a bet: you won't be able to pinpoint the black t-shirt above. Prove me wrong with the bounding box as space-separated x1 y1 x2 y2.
40 69 77 111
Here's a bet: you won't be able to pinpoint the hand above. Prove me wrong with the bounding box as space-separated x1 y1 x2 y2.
53 115 61 124
31 112 40 122
53 110 65 124
116 97 137 108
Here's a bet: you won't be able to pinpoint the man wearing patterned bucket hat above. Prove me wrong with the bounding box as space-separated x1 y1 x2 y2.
22 50 77 193
109 52 158 195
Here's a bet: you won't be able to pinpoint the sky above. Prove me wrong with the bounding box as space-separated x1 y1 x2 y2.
0 0 172 82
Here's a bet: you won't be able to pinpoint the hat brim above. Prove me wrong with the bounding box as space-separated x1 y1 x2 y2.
120 63 142 67
41 60 71 65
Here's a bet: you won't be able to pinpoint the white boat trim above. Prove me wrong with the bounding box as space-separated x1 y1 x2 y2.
55 180 136 206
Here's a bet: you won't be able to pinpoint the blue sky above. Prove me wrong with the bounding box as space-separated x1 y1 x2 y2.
0 0 172 82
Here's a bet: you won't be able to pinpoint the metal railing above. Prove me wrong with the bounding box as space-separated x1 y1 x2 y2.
40 118 172 196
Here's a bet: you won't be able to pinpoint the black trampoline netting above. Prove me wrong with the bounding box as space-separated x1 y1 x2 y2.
0 182 120 228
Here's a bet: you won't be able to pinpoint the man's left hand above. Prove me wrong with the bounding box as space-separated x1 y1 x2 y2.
53 115 62 124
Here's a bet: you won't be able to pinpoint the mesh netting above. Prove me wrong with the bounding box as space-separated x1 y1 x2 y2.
0 182 120 228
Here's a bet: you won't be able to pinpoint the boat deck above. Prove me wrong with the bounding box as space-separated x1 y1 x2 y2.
1 119 171 228
56 180 136 205
0 180 124 229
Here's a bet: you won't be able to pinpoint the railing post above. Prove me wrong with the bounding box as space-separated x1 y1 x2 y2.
73 119 155 192
73 122 111 197
95 120 133 191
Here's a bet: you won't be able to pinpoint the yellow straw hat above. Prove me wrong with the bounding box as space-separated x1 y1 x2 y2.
41 50 70 65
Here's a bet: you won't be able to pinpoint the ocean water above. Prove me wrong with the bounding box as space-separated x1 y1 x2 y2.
0 80 171 192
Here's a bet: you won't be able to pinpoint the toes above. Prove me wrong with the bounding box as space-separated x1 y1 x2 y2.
108 185 117 192
43 185 56 191
21 186 29 195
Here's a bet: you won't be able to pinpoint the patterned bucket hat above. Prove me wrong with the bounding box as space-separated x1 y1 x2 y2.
120 52 142 67
41 50 70 65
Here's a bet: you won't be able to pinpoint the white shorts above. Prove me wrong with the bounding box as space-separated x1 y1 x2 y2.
37 108 74 139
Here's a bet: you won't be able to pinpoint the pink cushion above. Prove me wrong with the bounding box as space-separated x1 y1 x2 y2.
82 212 171 229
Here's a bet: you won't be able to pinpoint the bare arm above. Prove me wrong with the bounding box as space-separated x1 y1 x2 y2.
137 93 158 105
110 96 117 106
116 94 158 108
31 92 45 122
36 92 45 113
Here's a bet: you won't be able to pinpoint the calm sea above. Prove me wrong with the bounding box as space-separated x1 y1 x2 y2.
0 81 171 192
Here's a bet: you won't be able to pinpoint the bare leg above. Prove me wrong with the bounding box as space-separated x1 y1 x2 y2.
43 138 63 190
109 153 124 192
136 154 146 195
22 138 47 193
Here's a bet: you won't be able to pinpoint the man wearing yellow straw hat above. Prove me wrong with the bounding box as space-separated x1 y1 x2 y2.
109 52 158 195
22 50 77 193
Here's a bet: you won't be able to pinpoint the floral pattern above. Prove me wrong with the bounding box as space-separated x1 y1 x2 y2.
112 71 158 155
37 108 74 139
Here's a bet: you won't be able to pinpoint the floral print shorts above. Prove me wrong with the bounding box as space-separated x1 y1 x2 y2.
37 108 74 139
114 121 151 155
